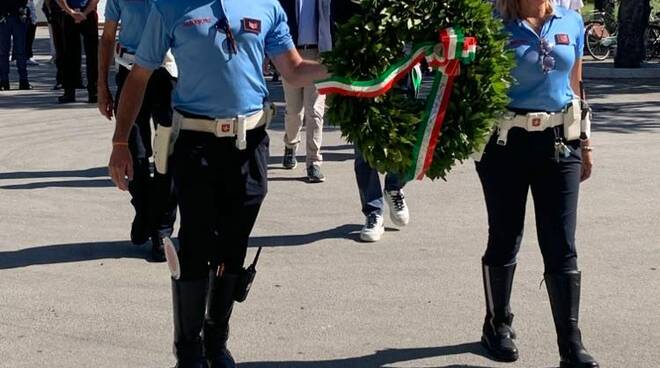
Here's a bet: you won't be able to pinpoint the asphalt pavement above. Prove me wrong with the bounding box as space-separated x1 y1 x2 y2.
0 32 659 368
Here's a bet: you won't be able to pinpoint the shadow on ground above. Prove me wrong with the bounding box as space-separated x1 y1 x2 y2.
0 224 363 270
239 342 497 368
0 166 113 189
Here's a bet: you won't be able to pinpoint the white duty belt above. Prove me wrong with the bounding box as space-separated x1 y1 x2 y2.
114 44 178 78
174 104 275 150
496 100 581 146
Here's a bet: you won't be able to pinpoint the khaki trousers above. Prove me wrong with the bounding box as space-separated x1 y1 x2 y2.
282 48 326 167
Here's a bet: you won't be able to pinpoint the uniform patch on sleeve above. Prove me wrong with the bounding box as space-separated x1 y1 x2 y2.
555 33 570 45
242 18 262 34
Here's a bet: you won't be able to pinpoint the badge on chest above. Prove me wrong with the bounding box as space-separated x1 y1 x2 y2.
242 18 261 34
555 33 570 45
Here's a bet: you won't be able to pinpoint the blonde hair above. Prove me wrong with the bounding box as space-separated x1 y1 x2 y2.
496 0 554 22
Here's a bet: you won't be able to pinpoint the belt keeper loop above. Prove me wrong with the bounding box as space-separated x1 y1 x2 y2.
236 115 247 150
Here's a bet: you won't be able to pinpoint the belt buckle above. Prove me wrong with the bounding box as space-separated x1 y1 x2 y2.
526 112 547 132
215 119 235 137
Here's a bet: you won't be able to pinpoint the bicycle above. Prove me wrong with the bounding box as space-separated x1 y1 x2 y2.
584 10 618 60
644 8 660 60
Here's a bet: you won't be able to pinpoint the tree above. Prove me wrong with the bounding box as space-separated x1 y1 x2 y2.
615 0 651 68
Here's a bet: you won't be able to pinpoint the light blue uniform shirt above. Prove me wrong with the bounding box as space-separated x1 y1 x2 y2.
104 0 151 53
504 6 584 112
297 0 318 45
135 0 294 118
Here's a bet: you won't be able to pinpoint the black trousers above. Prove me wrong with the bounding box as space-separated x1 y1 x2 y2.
475 127 582 273
115 66 177 237
50 12 67 85
26 22 36 59
60 11 97 93
171 127 269 281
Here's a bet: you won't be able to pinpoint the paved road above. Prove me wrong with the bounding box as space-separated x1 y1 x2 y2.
1 35 659 368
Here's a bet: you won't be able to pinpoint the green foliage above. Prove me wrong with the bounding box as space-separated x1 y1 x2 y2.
323 0 514 180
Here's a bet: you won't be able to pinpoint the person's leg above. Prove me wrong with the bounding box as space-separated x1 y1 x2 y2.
301 49 325 171
47 23 56 59
0 21 11 86
354 146 384 217
475 130 530 362
529 131 598 368
50 13 65 88
383 172 409 226
203 127 269 368
59 14 79 100
81 11 98 102
281 78 304 169
9 16 28 84
26 22 36 60
170 131 220 367
353 146 386 241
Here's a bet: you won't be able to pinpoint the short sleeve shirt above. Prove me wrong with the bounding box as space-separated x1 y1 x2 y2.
135 0 295 118
504 6 585 112
104 0 152 53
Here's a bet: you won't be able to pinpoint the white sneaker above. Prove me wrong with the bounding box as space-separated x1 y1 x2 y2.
360 213 385 242
27 57 40 66
384 189 410 226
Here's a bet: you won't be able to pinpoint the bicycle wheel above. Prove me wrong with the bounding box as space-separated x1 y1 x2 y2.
645 25 660 60
585 22 611 60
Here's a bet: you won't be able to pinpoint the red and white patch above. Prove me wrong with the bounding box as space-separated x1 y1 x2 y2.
555 33 570 45
242 18 262 34
221 123 231 133
532 118 541 127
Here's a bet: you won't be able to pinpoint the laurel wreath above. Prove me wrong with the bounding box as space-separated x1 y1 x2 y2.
322 0 514 180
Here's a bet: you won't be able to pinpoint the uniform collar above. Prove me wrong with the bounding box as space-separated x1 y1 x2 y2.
513 6 563 26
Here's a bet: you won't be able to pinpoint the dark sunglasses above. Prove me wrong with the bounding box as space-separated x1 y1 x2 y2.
539 38 556 74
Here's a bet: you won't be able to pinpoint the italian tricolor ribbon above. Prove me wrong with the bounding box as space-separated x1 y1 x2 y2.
316 27 477 181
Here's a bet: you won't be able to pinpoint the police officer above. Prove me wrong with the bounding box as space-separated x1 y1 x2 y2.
98 0 178 261
476 0 597 367
0 0 32 91
108 0 328 366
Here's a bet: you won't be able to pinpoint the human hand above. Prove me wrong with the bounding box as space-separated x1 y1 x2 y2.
580 141 593 182
108 144 133 191
98 87 114 120
71 10 86 22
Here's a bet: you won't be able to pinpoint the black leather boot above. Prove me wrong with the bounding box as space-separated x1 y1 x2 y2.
481 261 519 362
203 269 239 368
19 80 33 90
545 271 599 368
58 89 76 104
172 278 209 368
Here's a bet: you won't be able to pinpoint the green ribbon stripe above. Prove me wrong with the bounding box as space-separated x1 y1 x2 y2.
319 42 436 88
405 70 444 182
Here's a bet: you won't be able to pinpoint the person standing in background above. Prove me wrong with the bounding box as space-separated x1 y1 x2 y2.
25 0 38 65
56 0 98 103
0 0 32 90
43 0 65 89
331 0 411 242
278 0 332 183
